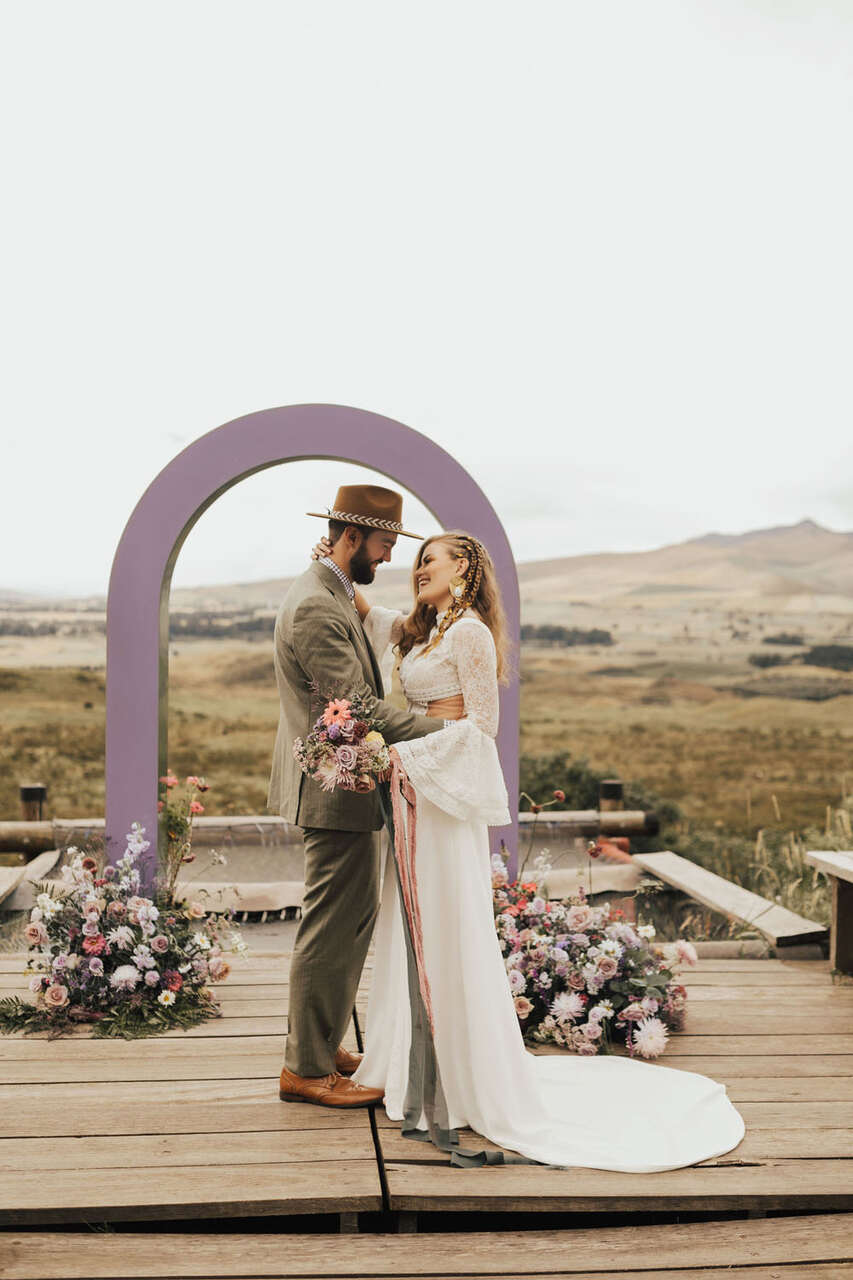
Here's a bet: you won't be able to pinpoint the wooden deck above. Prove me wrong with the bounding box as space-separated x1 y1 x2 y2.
1 948 852 1260
2 1215 853 1278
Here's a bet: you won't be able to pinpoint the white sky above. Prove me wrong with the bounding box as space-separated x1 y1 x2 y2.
1 1 851 597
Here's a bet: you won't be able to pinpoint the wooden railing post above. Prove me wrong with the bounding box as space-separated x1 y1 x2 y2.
19 784 47 822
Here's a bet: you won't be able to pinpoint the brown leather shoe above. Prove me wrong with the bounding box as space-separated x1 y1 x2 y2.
279 1066 384 1108
335 1046 363 1076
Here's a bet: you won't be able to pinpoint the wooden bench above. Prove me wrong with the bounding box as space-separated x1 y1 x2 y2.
805 849 853 975
632 850 829 949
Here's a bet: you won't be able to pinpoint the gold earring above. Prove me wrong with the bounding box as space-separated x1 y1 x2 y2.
449 574 466 600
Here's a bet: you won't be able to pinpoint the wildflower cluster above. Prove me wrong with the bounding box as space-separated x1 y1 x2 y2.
0 824 247 1039
293 688 391 793
158 771 219 906
492 849 696 1059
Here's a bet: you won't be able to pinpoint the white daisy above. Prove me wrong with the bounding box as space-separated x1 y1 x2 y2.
632 1016 669 1058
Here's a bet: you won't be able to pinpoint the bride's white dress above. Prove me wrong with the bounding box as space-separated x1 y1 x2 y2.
352 604 746 1173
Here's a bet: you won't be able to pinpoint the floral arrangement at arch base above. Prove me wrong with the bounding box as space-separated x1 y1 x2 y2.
492 845 697 1059
0 776 247 1040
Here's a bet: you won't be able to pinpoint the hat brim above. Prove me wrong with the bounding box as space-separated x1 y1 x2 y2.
305 511 424 539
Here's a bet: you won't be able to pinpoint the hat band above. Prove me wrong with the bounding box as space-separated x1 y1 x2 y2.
327 506 405 533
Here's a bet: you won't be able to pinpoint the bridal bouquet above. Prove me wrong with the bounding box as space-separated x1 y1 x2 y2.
0 823 246 1040
492 851 696 1059
293 686 391 793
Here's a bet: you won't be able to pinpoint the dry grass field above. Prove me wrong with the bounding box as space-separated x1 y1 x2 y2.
1 627 851 843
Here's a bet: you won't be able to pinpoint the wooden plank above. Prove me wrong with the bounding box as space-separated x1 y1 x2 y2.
7 1009 849 1038
9 1047 832 1088
3 1069 852 1140
0 864 29 909
726 1075 853 1100
313 1269 853 1280
4 1214 851 1278
172 880 305 912
0 1082 377 1138
394 1126 852 1161
0 1014 365 1042
1 849 61 910
3 983 850 1023
153 1270 852 1280
586 1035 853 1055
0 1160 383 1225
670 986 853 1003
4 1263 852 1280
0 1128 376 1171
675 1012 853 1034
679 968 839 986
0 1055 285 1084
383 1157 853 1212
3 1044 852 1089
633 851 829 945
806 849 853 883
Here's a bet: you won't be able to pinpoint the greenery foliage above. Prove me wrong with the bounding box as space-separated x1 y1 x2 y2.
520 624 613 646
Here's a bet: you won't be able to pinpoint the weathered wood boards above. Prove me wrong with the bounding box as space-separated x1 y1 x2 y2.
0 950 850 1228
806 849 853 974
0 952 380 1226
2 1213 853 1278
376 953 853 1215
1 849 61 911
632 850 829 946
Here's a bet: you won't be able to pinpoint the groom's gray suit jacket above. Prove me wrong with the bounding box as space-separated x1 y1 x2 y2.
267 559 443 831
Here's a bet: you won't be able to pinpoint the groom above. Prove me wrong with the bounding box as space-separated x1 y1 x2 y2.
268 483 446 1107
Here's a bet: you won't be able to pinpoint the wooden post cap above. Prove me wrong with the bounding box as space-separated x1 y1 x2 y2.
20 784 47 822
599 779 624 811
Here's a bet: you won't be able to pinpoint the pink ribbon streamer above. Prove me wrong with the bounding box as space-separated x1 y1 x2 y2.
389 749 435 1035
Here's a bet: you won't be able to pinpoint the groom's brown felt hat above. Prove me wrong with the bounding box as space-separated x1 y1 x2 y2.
307 484 423 540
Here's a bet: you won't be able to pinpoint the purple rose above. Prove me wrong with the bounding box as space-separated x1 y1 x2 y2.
335 744 358 770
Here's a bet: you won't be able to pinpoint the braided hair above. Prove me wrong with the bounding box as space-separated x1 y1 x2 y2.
415 534 485 658
395 530 514 685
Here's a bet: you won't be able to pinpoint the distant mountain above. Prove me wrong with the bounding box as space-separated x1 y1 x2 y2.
514 518 853 617
6 519 853 616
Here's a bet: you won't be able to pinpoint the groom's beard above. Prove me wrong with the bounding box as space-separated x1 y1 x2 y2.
349 541 378 585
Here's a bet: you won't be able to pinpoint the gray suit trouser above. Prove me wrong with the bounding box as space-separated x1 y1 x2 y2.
284 824 382 1077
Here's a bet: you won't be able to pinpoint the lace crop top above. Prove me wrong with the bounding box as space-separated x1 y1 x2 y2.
362 605 500 738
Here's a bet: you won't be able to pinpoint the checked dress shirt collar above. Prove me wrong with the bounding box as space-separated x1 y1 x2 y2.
318 555 356 606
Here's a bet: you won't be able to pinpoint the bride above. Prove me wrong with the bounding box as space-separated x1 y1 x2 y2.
311 529 746 1173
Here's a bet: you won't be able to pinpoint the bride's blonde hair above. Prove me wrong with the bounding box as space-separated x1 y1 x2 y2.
395 530 513 686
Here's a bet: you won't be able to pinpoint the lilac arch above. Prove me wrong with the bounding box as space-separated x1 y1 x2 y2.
106 403 520 894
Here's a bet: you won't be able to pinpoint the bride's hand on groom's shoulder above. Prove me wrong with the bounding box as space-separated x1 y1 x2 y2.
311 535 333 561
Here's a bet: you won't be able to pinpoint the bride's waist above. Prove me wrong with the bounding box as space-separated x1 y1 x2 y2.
425 692 465 719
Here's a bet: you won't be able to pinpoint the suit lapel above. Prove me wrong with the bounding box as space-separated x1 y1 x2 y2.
309 561 383 696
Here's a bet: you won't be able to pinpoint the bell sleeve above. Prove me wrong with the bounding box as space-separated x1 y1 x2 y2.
451 620 500 737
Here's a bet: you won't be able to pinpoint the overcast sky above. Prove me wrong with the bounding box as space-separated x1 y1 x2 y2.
2 1 851 597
